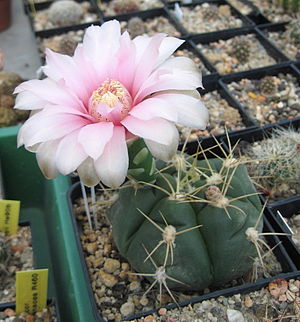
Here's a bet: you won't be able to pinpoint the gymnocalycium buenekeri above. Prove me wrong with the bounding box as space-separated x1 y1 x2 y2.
107 138 263 292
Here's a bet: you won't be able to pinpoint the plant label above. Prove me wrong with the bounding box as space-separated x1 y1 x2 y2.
0 199 20 235
16 269 49 314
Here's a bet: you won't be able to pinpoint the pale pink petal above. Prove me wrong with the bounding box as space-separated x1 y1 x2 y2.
134 56 203 103
77 157 100 187
82 22 121 81
129 97 177 122
43 49 90 104
121 116 177 145
14 91 46 110
78 122 114 160
94 126 128 187
55 129 87 175
144 127 179 162
154 90 209 129
36 139 60 179
73 45 99 91
111 31 136 92
14 78 86 113
155 37 185 67
132 34 164 96
21 112 90 147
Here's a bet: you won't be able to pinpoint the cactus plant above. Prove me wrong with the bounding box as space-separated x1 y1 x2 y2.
260 76 278 97
271 0 300 12
247 127 300 197
202 4 220 20
127 17 146 38
107 141 263 291
59 35 78 56
48 0 83 27
289 19 300 44
231 36 251 63
111 0 140 15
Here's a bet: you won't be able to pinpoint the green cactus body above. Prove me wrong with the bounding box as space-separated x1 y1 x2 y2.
231 37 251 64
108 156 263 291
271 0 300 11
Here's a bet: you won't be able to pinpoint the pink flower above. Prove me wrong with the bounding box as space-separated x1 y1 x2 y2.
14 20 208 187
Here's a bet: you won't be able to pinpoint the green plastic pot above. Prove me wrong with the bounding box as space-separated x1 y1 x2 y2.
0 125 97 322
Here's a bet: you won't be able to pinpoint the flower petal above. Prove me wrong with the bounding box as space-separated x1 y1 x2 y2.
154 90 209 129
144 128 179 162
77 157 100 187
36 139 60 179
94 126 128 187
78 122 114 160
14 78 86 113
14 91 46 110
129 97 177 122
43 49 91 105
121 116 177 145
132 34 165 96
82 22 121 81
20 112 90 147
55 129 87 175
134 56 203 104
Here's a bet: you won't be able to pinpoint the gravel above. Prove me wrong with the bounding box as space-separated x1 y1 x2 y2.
0 227 33 304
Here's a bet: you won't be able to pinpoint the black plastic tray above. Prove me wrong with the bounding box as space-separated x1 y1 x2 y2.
191 26 288 76
219 64 300 126
267 196 300 269
25 0 102 36
165 0 254 38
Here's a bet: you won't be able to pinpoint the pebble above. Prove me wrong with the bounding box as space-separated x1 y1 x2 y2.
103 258 120 273
98 270 118 288
244 296 253 308
120 301 135 316
226 309 245 322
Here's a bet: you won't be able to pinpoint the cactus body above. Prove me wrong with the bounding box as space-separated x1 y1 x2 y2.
271 0 300 11
231 37 251 64
108 156 263 291
260 76 277 97
111 0 140 15
48 0 83 27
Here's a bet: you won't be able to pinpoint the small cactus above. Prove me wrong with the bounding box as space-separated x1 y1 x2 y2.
202 5 220 20
231 36 251 64
111 0 140 15
289 19 300 45
127 17 146 38
59 35 78 56
247 127 300 196
260 76 278 97
48 0 83 27
271 0 300 12
107 141 263 291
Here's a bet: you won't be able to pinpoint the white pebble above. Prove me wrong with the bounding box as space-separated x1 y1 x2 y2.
227 309 245 322
120 302 135 316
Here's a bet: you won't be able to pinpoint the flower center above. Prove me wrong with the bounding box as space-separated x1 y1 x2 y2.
89 79 132 123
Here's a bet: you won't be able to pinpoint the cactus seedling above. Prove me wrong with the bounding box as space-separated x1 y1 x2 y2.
107 139 263 291
260 76 278 97
231 36 251 64
48 0 84 27
202 5 220 20
270 0 300 12
127 17 146 38
111 0 140 15
246 127 300 199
